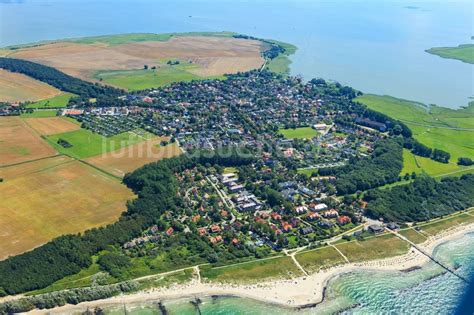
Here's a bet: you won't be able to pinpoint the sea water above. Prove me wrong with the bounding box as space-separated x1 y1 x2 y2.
100 233 474 314
1 0 473 108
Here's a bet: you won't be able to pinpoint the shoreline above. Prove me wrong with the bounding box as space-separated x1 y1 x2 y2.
27 222 474 314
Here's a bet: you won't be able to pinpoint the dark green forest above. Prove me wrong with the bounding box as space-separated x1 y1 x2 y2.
0 58 123 101
364 174 474 222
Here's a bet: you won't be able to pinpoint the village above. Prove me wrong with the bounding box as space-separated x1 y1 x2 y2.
3 70 394 259
87 71 393 258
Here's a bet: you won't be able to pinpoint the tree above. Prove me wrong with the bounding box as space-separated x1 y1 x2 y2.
458 157 473 166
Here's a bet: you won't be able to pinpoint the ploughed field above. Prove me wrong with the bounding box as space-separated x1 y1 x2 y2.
23 116 81 136
84 138 182 178
0 116 57 166
0 69 61 103
6 34 265 90
0 156 134 260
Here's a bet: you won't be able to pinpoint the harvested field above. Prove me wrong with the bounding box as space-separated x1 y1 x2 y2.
0 116 57 166
85 139 182 177
0 157 134 260
8 36 265 83
23 117 80 135
0 69 61 103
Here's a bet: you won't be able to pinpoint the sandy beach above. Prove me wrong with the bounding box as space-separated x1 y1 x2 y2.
23 221 474 314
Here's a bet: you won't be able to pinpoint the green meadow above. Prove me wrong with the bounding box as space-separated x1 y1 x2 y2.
401 149 473 177
26 92 75 109
356 94 474 164
20 110 58 118
96 63 224 91
426 44 474 64
279 127 319 139
46 128 151 159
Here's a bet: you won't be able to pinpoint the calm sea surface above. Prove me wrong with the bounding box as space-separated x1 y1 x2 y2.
101 233 474 314
1 0 473 108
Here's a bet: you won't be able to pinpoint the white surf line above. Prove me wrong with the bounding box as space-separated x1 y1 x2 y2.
330 244 350 264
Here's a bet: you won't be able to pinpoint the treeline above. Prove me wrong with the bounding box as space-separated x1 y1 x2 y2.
320 139 403 195
0 216 145 295
364 174 474 222
0 149 255 296
0 57 123 101
0 282 138 313
403 138 451 163
232 34 287 60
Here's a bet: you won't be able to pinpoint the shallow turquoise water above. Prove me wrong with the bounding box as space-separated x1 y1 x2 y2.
1 0 473 108
101 233 474 314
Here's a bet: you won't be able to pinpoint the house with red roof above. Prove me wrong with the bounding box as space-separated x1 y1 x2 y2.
337 216 352 225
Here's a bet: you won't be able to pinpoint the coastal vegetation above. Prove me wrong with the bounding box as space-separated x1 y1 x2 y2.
398 228 427 244
295 246 346 273
201 256 302 283
263 40 297 74
334 234 409 262
426 44 474 64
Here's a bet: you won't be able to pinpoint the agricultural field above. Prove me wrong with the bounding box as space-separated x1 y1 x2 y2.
0 69 61 103
0 116 57 166
45 128 152 159
23 117 81 136
334 234 410 263
356 94 474 163
201 256 303 283
426 44 474 64
95 64 223 91
0 157 134 260
85 139 182 177
5 33 265 89
25 92 75 109
279 127 319 139
295 246 346 273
